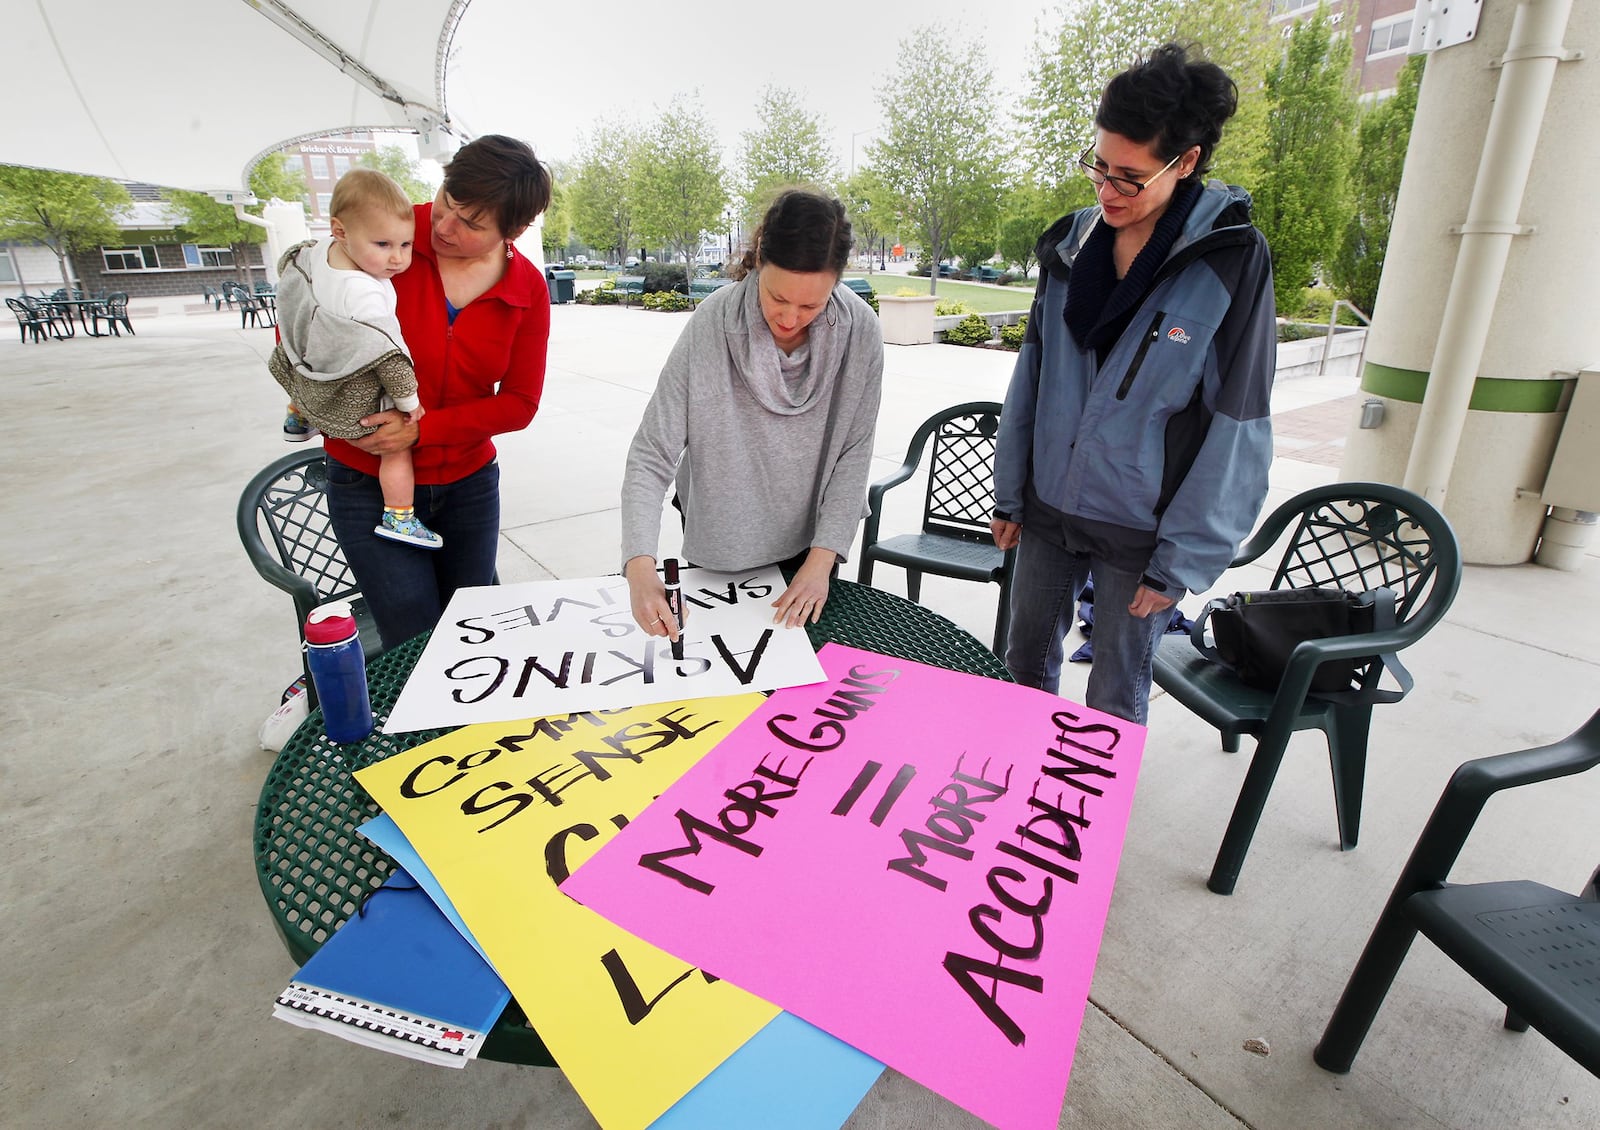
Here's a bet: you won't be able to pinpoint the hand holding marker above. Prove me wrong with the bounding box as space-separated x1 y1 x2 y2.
664 558 684 661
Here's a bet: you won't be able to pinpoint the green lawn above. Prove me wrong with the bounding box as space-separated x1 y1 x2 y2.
846 275 1032 314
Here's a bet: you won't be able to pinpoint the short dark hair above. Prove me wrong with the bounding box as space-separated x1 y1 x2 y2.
1095 43 1239 180
441 134 552 239
732 188 852 280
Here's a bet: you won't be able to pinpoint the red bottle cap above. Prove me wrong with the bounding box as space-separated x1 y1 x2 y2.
305 600 358 644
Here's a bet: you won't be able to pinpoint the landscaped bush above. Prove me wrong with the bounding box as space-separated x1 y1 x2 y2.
1293 286 1363 326
943 313 994 347
934 298 971 317
640 262 689 294
999 315 1028 350
642 290 693 312
893 286 922 298
857 288 879 313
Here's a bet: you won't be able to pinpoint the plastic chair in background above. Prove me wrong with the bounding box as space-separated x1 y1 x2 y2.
856 401 1014 656
1315 708 1600 1077
91 292 135 336
1152 482 1463 894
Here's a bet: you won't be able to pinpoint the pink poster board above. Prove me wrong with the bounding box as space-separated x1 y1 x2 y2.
564 645 1146 1130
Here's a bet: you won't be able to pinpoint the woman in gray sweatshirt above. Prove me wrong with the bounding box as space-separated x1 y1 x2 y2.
621 188 884 640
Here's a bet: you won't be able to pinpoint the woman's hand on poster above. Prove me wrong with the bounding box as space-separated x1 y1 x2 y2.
773 549 835 628
625 555 682 641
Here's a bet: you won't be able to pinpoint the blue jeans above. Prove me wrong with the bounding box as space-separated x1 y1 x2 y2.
1004 509 1168 725
324 455 501 649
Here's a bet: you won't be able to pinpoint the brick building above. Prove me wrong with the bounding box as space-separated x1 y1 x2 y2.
1268 0 1419 99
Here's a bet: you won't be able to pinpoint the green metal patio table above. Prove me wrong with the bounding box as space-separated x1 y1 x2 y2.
253 577 1010 1065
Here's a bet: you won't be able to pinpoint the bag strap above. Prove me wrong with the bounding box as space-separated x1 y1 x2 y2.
1188 596 1231 669
1311 587 1413 706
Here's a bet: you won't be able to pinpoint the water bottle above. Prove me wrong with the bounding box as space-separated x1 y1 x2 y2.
304 601 373 743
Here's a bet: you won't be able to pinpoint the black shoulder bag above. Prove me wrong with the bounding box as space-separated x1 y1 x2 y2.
1189 587 1412 704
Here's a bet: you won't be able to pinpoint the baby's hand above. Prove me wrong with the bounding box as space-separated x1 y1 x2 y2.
404 405 426 424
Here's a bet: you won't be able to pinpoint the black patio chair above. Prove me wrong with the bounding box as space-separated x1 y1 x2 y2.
1315 708 1600 1077
90 292 135 336
857 401 1014 655
232 285 274 328
7 296 57 342
237 452 383 708
1152 482 1463 894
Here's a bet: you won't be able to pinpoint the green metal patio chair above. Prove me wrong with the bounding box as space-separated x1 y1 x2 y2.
1153 481 1462 894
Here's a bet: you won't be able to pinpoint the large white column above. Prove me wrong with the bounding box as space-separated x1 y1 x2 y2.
1341 0 1596 563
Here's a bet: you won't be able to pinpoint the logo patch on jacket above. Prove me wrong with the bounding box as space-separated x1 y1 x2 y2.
1166 326 1192 345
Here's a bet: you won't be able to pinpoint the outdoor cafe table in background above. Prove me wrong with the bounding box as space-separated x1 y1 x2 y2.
41 297 106 337
253 577 1011 1065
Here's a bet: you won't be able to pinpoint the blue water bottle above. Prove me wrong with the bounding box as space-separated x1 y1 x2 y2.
304 601 373 744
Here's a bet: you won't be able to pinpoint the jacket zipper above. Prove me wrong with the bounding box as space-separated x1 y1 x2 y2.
1117 311 1165 400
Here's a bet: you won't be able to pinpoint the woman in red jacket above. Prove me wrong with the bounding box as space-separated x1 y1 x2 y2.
323 134 552 647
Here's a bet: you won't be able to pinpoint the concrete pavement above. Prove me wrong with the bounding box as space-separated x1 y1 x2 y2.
2 300 1596 1129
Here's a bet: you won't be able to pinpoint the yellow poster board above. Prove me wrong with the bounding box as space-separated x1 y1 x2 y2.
356 697 774 1129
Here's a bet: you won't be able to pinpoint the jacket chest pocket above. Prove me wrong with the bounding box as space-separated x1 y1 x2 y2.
1115 310 1215 402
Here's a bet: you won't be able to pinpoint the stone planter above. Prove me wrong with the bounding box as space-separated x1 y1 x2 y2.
876 294 939 345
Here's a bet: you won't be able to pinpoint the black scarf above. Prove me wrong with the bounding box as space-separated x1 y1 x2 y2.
1063 178 1203 363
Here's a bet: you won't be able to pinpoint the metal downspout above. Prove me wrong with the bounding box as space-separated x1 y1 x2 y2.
1403 0 1578 505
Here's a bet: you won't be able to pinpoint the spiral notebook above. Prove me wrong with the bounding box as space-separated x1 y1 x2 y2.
272 869 511 1067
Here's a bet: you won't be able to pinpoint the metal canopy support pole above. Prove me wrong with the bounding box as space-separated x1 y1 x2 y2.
1403 0 1578 506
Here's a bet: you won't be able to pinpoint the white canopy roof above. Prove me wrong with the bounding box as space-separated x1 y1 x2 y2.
2 0 466 191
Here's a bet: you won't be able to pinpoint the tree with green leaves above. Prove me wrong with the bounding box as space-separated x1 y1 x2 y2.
632 96 728 289
838 168 889 269
0 165 130 293
866 25 1005 295
541 165 575 261
997 183 1057 279
355 144 437 202
737 86 837 228
166 155 305 285
1253 5 1358 311
1330 54 1424 316
569 118 640 266
1022 0 1271 211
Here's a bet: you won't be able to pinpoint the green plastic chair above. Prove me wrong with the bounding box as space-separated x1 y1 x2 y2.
236 452 383 707
1152 481 1462 894
1315 708 1600 1076
857 401 1015 656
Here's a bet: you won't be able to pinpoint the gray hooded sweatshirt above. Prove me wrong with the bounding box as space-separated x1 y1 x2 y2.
620 271 884 572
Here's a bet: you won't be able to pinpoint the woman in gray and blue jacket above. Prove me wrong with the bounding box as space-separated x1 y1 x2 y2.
991 43 1277 724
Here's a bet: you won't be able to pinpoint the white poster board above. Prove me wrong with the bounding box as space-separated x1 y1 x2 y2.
383 567 826 734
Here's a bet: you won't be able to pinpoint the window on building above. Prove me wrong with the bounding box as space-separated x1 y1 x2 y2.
308 154 329 180
1270 0 1318 17
181 243 234 268
316 192 333 216
102 245 160 271
1369 17 1413 57
0 249 17 284
333 155 351 177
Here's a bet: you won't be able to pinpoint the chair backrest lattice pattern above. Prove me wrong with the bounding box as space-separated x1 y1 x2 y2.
922 407 1002 543
1270 495 1441 624
251 458 360 608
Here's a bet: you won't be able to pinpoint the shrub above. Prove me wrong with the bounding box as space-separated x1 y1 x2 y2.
640 262 689 294
855 287 879 314
934 298 971 317
1293 286 1363 326
999 316 1028 350
944 313 994 347
893 286 922 298
996 272 1017 287
642 290 693 312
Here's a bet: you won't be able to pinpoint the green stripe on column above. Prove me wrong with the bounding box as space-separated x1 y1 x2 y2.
1361 362 1569 413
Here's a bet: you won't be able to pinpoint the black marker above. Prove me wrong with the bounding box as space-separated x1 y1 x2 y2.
664 557 684 661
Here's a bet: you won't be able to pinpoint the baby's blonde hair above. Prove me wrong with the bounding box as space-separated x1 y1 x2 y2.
329 168 413 224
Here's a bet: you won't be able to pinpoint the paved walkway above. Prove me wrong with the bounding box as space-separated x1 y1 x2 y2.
3 305 1596 1129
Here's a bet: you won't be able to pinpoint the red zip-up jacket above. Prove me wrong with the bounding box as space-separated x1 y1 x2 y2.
323 202 550 484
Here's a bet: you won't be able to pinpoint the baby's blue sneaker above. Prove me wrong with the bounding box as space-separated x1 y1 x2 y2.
375 510 443 550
